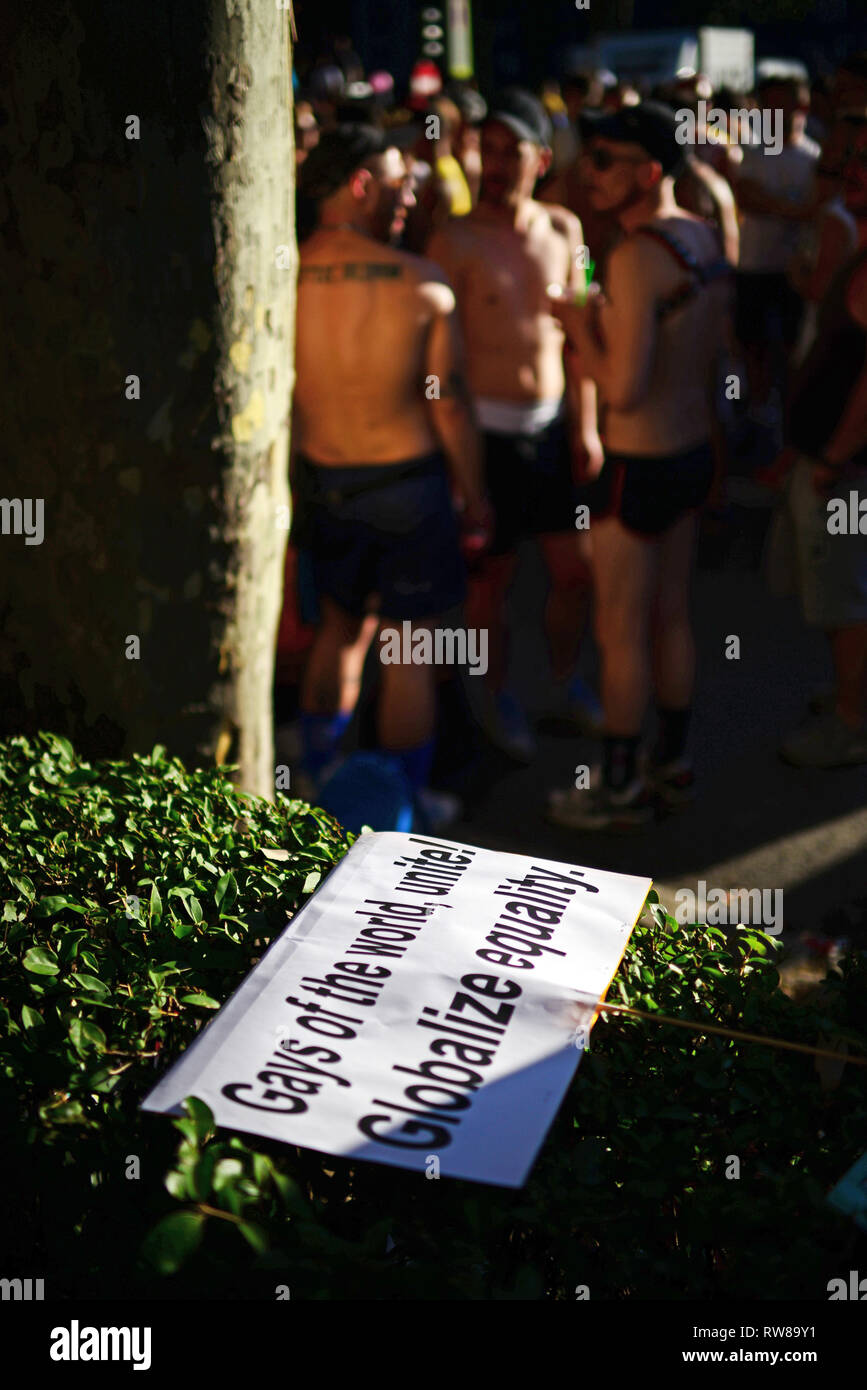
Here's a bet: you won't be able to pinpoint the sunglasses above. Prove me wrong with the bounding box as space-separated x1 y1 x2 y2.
582 145 648 172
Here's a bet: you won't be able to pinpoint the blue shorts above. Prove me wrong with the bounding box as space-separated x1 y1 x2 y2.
296 452 466 621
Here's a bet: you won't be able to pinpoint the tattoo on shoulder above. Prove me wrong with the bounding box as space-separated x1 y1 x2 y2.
299 262 403 283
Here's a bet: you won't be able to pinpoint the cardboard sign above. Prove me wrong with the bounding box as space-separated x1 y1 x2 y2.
143 832 651 1187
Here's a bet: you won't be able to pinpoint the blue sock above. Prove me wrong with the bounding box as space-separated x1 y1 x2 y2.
300 711 352 780
381 739 435 793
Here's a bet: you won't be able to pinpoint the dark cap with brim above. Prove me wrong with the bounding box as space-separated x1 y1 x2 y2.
485 87 552 147
579 100 684 175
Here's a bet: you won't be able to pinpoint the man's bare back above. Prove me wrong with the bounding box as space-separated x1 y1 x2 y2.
294 227 453 464
596 212 730 454
428 200 582 403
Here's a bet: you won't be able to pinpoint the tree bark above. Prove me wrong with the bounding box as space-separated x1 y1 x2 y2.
0 0 295 798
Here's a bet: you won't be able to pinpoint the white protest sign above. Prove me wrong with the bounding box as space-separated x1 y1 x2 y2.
143 832 651 1187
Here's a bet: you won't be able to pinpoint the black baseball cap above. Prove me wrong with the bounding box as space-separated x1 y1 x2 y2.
485 87 552 147
580 101 684 175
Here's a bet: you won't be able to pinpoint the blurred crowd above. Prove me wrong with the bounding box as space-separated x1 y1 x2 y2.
279 38 867 835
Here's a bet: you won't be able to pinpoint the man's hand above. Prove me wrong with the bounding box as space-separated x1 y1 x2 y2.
570 426 604 484
458 493 495 563
812 459 855 495
547 283 604 349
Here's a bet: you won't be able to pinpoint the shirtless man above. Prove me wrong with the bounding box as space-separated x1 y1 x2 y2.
427 88 603 761
544 102 732 829
292 124 489 808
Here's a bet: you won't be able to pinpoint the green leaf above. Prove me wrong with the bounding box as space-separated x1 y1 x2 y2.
23 946 60 975
172 919 196 940
51 734 76 762
21 1004 44 1029
179 993 220 1009
164 1170 192 1202
182 1096 215 1144
34 895 86 917
212 1157 244 1192
68 1018 107 1054
140 1211 205 1275
214 871 237 913
149 881 163 926
302 869 321 894
73 973 109 1000
190 1150 219 1201
8 873 35 901
238 1221 269 1254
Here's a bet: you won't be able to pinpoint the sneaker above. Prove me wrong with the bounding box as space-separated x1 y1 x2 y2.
546 776 655 831
480 689 537 762
415 787 463 834
648 756 696 808
780 712 867 768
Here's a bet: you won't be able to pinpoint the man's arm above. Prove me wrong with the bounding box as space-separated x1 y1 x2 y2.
554 205 603 479
688 156 740 265
814 262 867 487
426 227 463 298
824 266 867 463
421 274 488 526
554 239 658 410
791 211 856 304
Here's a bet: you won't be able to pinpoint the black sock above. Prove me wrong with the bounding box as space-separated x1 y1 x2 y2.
654 706 692 765
603 735 640 792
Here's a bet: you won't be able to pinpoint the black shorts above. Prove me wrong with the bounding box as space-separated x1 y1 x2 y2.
295 451 465 621
588 441 714 536
482 414 580 556
734 271 804 348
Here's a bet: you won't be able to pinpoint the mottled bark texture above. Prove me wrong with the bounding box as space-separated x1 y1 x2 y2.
0 1 295 797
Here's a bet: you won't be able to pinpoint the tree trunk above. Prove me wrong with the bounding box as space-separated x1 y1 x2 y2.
0 0 295 798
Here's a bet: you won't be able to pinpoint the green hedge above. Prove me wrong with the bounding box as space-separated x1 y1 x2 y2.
1 732 865 1300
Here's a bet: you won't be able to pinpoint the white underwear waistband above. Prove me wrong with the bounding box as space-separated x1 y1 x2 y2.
474 396 564 436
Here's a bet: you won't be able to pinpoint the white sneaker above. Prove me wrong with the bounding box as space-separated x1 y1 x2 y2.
780 712 867 768
547 776 655 831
